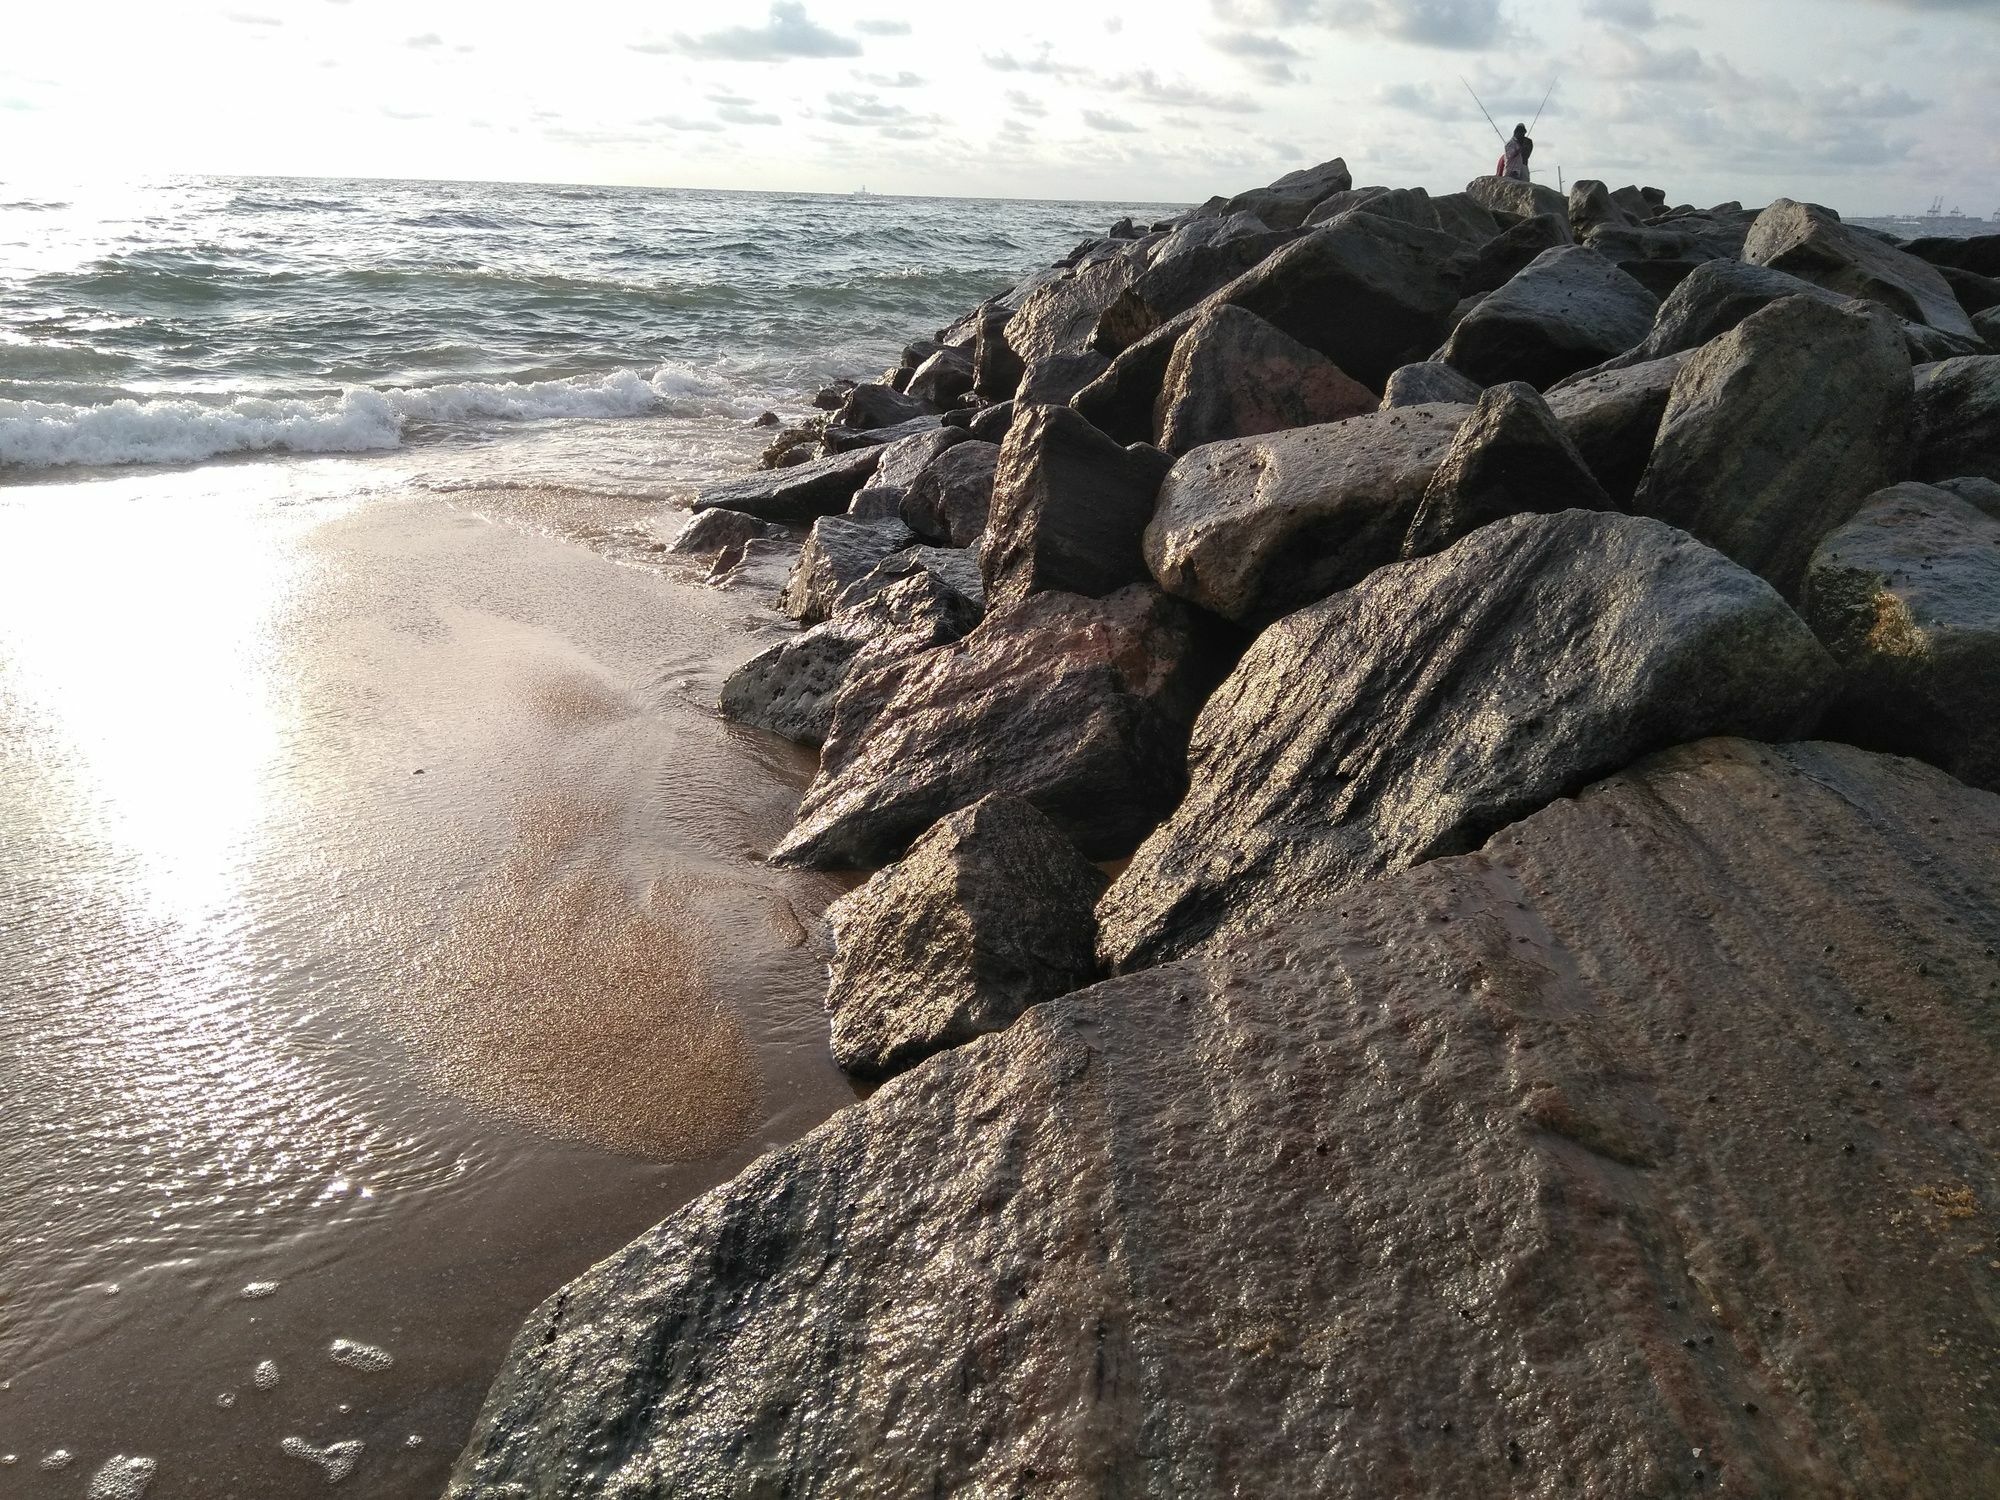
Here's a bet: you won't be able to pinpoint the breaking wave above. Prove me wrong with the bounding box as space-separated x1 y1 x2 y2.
0 365 755 471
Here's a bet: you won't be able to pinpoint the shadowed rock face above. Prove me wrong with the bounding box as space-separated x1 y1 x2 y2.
770 586 1214 870
1745 198 1978 342
447 737 2000 1500
1102 510 1836 970
1805 483 2000 791
848 426 970 521
826 794 1106 1079
1153 304 1377 456
1635 295 1912 599
1402 382 1610 558
900 440 999 548
1543 352 1692 505
1381 361 1483 409
1443 246 1659 390
1463 174 1569 222
1577 259 1850 379
692 445 882 522
779 516 915 625
1911 357 2000 485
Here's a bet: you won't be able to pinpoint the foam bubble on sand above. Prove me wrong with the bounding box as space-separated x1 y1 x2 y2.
216 1391 237 1408
239 1280 280 1299
40 1448 76 1469
252 1359 280 1390
327 1337 393 1372
87 1455 158 1499
280 1437 363 1484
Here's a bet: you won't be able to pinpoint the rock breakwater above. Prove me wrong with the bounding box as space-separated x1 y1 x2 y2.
452 161 2000 1496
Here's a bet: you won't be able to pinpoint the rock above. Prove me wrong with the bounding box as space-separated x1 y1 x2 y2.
1542 351 1693 505
759 420 825 469
1015 350 1112 407
1402 383 1611 558
1978 307 2000 349
1144 403 1470 626
833 382 934 432
1380 361 1483 410
1456 213 1576 298
721 571 982 748
1635 295 1912 598
982 405 1173 612
1443 246 1658 390
1221 157 1353 229
1070 309 1203 444
904 346 975 408
1937 264 2000 317
1107 216 1139 240
1911 356 2000 484
1100 510 1835 969
966 399 1015 445
1005 258 1137 366
1153 304 1376 456
751 410 780 428
1577 259 1849 377
845 426 970 521
821 414 945 454
1092 215 1298 352
1904 232 2000 278
1804 483 2000 790
693 445 883 522
825 794 1107 1078
1937 474 2000 517
1429 191 1505 246
810 380 853 412
778 515 916 626
1307 185 1437 232
450 735 2000 1500
665 507 778 569
1567 178 1633 236
900 440 1000 547
1745 198 1978 342
1462 174 1569 222
770 586 1213 869
1579 222 1727 297
832 544 985 618
1297 185 1389 224
971 303 1026 402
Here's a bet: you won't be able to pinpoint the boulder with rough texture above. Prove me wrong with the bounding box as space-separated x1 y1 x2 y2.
966 399 1015 445
1429 191 1505 246
1443 246 1659 390
900 441 1000 547
846 426 970 521
1567 178 1632 236
833 382 934 433
832 544 984 618
1904 232 2000 278
449 735 2000 1500
779 516 916 626
1091 215 1297 352
1542 351 1693 504
665 507 777 568
821 413 944 453
1804 482 2000 791
1402 383 1610 557
1745 198 1977 342
1102 510 1835 969
904 346 974 408
982 405 1172 611
692 445 883 522
1153 304 1376 456
1462 174 1569 222
770 586 1213 869
1939 474 2000 517
1070 308 1202 444
1457 212 1576 297
1221 156 1352 229
1005 258 1136 367
1577 259 1848 377
971 303 1025 402
1635 295 1912 597
1579 222 1727 297
1014 349 1111 407
720 571 982 748
1936 264 2000 317
1380 360 1484 409
1144 403 1470 625
1911 356 2000 483
1307 185 1438 232
825 794 1107 1078
1978 306 2000 348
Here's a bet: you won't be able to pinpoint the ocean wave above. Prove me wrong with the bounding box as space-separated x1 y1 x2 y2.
0 365 760 471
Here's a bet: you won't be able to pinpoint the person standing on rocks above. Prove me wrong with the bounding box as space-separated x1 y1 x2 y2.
1498 123 1534 181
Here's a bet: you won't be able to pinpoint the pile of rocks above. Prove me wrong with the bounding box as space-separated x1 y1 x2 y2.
454 161 2000 1497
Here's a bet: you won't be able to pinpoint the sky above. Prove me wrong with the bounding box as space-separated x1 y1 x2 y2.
3 0 1996 214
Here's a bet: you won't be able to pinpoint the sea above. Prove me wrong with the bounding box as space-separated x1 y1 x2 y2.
0 178 1170 1499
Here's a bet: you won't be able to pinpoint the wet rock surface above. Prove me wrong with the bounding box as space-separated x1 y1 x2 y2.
1380 360 1483 409
1153 303 1376 456
1910 356 2000 484
1102 511 1835 969
1402 382 1610 558
450 737 2000 1500
1443 246 1659 390
1804 482 2000 791
693 445 882 522
779 516 916 626
1543 351 1692 504
846 426 970 521
825 794 1106 1079
1745 197 1978 342
900 440 1000 547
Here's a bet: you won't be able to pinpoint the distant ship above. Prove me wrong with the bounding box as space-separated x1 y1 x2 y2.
853 186 873 198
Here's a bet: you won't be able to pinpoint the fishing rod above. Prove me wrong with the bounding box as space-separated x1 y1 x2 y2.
1460 76 1505 146
1530 78 1558 134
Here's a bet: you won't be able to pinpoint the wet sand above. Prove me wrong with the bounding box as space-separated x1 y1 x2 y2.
0 458 858 1496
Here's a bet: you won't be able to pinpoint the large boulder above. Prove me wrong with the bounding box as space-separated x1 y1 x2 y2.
720 571 981 748
971 303 1025 402
832 544 984 618
769 586 1213 869
449 736 2000 1500
1566 178 1633 236
904 345 974 408
1462 174 1569 222
1153 304 1376 456
1457 213 1576 297
1578 222 1727 298
1804 483 2000 791
692 445 882 522
1576 259 1848 377
1635 295 1912 598
1306 185 1438 232
900 440 1000 547
1015 349 1111 407
1091 215 1297 352
1542 351 1693 504
846 426 970 521
825 794 1107 1078
1904 232 2000 278
665 507 777 570
1220 157 1353 229
1939 474 2000 517
1070 309 1203 444
1380 360 1484 409
982 405 1172 612
1145 403 1470 625
1429 190 1506 246
1910 356 2000 484
1402 382 1610 558
1442 246 1658 390
1005 257 1137 367
833 381 934 433
778 515 915 626
1101 510 1835 970
820 413 943 454
1745 198 1978 342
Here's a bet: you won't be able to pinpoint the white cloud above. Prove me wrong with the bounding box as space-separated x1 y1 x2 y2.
638 3 862 62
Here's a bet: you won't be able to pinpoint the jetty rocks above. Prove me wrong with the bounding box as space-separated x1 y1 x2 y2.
460 163 2000 1496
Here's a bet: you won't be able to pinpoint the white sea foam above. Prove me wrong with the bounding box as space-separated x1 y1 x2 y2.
0 365 756 471
87 1454 158 1499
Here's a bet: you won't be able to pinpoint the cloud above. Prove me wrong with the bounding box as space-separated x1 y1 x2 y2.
1207 30 1305 82
855 70 925 87
1861 0 1999 11
406 33 443 48
854 18 912 34
1082 109 1142 132
1596 34 1713 80
640 114 726 132
1210 0 1511 49
1104 69 1261 113
983 46 1092 79
821 90 941 129
1581 0 1663 27
225 11 283 25
381 106 430 121
1005 89 1049 117
638 3 862 62
719 103 784 124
